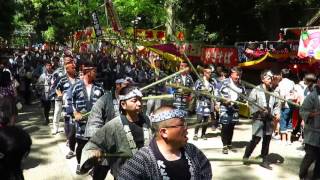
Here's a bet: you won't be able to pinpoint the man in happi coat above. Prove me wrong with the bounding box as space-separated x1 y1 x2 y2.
299 82 320 180
218 66 246 154
243 70 280 170
193 65 215 140
80 86 153 178
117 105 212 180
171 61 194 112
72 61 104 174
56 56 79 160
83 81 116 179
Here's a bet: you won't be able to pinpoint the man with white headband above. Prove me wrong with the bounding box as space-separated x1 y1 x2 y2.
80 86 153 178
117 105 212 180
243 69 280 170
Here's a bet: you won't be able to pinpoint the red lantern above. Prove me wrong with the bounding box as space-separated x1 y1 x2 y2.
75 31 82 40
177 32 184 41
157 31 165 40
145 30 153 39
85 28 93 37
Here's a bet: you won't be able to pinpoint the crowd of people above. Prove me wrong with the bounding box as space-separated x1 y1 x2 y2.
0 44 319 180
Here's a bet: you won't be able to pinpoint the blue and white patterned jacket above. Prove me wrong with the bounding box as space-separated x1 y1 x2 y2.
194 79 215 117
171 74 194 110
72 80 104 139
218 78 246 124
56 75 80 115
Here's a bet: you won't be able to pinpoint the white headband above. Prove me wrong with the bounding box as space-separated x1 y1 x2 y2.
149 109 187 123
263 71 273 79
119 89 143 101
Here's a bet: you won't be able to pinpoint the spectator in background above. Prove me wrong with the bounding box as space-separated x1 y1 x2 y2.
36 61 54 125
277 68 295 145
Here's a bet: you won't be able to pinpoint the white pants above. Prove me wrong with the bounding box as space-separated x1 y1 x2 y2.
52 100 62 132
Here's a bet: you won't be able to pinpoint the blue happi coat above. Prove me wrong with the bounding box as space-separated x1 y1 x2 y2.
171 74 194 111
72 80 104 140
218 78 246 124
194 79 215 117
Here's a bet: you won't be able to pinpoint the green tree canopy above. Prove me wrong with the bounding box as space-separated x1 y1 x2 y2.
0 0 16 38
175 0 320 44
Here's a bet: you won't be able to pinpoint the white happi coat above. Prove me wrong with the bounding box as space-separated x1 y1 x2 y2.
249 84 280 137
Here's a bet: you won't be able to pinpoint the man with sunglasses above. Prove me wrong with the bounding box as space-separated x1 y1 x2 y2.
117 105 212 180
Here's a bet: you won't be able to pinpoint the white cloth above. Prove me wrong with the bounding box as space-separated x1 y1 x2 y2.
229 79 242 101
181 75 187 86
86 85 92 101
278 78 295 108
52 100 62 133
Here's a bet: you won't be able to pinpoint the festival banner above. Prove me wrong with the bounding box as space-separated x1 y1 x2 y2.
105 0 122 33
201 47 238 66
237 41 300 63
135 29 166 41
298 29 320 60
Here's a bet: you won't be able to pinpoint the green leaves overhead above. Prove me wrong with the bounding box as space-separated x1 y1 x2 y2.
0 0 16 38
7 0 320 44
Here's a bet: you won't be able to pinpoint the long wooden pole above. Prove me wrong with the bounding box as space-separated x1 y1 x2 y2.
241 80 300 107
167 83 248 107
142 94 173 100
139 68 188 91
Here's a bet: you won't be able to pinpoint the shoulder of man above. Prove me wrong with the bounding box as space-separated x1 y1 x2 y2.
104 116 122 128
72 80 84 91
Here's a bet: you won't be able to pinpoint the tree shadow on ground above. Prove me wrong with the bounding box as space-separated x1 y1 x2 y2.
214 166 260 180
22 155 43 170
266 153 285 164
206 132 221 138
231 141 249 149
17 101 55 170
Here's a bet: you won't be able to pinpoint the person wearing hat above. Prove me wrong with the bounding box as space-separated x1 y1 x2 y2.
117 105 212 180
243 70 280 170
80 86 152 178
71 61 104 174
218 66 246 154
